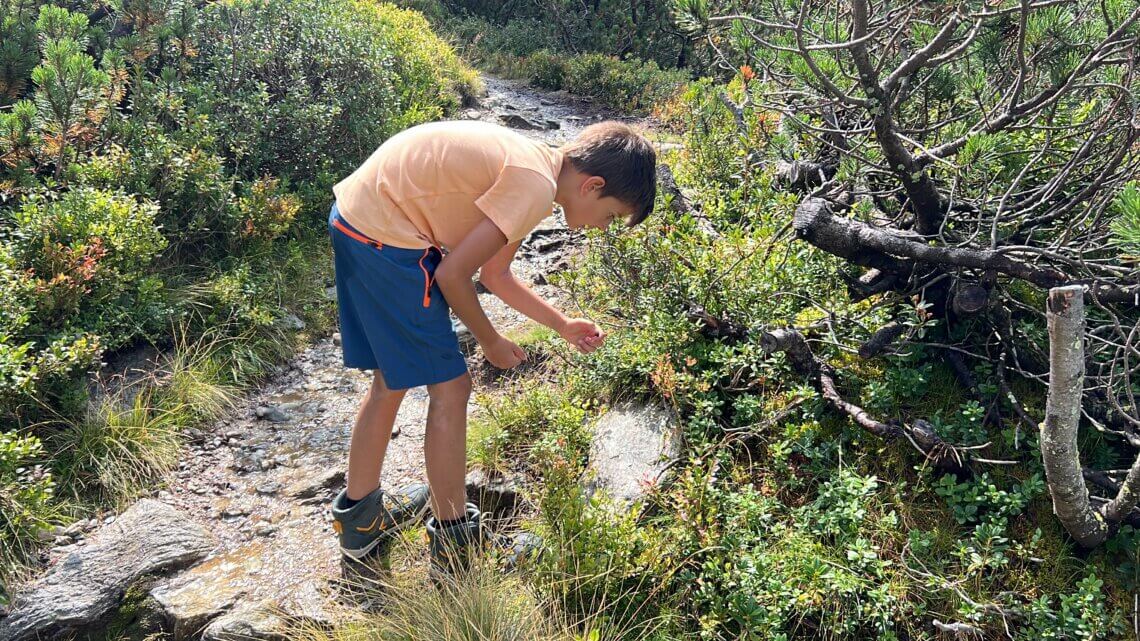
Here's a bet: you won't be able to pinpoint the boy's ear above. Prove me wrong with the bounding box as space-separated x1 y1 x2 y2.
581 175 606 195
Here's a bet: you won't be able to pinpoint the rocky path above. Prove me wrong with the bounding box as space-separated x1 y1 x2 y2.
1 76 648 641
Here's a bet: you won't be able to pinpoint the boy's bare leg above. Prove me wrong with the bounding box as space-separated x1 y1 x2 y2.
424 372 472 522
345 371 408 500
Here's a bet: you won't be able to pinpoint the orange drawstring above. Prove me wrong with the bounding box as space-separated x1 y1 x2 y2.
332 217 382 250
334 213 443 309
418 248 433 308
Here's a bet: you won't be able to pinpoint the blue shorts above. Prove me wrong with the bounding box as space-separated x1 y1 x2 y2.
328 202 468 389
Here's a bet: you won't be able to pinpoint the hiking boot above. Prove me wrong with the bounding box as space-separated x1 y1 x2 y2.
425 503 488 585
331 482 430 561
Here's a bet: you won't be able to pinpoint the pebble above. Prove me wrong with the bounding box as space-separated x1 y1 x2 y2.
256 482 282 496
255 405 290 423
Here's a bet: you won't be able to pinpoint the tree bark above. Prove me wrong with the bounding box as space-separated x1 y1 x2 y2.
1041 285 1106 548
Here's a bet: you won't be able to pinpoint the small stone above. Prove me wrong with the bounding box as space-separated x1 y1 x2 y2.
465 109 480 119
544 119 560 130
332 332 342 346
500 113 544 130
324 286 337 300
277 314 306 331
255 482 281 496
104 516 115 525
53 536 72 546
255 406 290 423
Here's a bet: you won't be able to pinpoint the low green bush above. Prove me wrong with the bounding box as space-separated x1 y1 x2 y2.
0 431 57 576
525 50 569 91
562 54 689 114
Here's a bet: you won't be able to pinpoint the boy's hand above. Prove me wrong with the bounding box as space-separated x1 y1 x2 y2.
559 318 605 354
483 336 527 369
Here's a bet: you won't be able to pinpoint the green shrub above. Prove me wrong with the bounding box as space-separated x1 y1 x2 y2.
71 128 237 257
0 431 57 581
526 50 568 90
191 0 478 190
7 188 166 341
562 54 688 114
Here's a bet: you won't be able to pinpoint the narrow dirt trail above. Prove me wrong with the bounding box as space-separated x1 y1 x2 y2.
21 75 649 636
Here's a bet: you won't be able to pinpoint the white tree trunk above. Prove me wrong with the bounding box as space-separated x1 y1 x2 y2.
1041 285 1107 548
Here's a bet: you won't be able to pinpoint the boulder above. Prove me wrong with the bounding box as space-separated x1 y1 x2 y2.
499 113 545 130
585 401 681 506
150 526 338 640
0 500 213 641
201 603 289 640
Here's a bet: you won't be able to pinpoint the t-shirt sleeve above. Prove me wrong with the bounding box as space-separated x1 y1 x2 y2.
474 165 556 243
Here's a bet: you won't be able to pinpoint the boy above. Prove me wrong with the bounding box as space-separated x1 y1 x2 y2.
326 119 656 581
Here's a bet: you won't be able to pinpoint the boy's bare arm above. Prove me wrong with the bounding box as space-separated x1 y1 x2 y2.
480 242 605 354
479 241 569 331
434 217 527 368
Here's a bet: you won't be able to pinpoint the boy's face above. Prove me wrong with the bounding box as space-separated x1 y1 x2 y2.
563 175 634 231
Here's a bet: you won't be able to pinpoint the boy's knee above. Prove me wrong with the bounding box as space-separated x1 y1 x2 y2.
427 372 472 403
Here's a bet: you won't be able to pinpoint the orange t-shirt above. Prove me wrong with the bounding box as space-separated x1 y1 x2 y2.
332 120 564 250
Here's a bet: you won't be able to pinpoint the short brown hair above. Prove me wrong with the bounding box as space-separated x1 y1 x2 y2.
561 121 656 226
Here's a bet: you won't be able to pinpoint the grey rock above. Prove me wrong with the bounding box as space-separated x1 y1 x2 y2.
255 406 290 423
464 109 481 119
544 119 561 130
151 529 337 641
0 500 212 641
285 466 345 500
332 332 342 346
255 482 281 496
500 113 545 130
201 603 288 640
585 402 681 506
451 317 477 354
277 314 305 331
